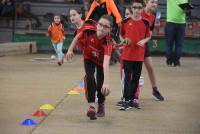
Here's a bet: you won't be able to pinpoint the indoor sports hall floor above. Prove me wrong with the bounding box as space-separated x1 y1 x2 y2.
0 54 200 134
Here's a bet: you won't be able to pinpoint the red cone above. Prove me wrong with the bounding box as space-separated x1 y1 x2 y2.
32 110 47 117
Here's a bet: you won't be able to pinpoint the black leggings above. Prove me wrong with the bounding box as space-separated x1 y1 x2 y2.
123 60 143 101
84 59 105 104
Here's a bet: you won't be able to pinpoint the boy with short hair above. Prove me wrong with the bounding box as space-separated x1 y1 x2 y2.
119 0 151 110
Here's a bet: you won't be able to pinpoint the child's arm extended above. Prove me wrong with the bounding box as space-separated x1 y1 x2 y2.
65 32 82 61
102 55 111 92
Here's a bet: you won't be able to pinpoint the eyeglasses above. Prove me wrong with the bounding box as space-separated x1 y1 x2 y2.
131 6 143 10
97 22 110 29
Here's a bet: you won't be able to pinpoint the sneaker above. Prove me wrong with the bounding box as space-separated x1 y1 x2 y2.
57 62 62 66
173 60 181 67
119 101 130 111
86 106 97 120
97 103 105 117
132 99 141 109
153 89 164 101
166 59 173 66
116 100 123 106
57 58 64 66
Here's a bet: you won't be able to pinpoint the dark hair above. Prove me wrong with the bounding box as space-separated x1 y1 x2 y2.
125 7 133 14
99 15 114 28
131 0 144 6
54 15 61 18
69 7 82 14
123 7 133 18
69 7 85 20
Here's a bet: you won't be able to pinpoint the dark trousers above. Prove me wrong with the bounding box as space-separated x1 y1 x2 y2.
84 59 105 104
165 22 186 63
123 60 143 101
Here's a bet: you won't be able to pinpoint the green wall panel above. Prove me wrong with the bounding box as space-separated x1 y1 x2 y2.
15 33 200 55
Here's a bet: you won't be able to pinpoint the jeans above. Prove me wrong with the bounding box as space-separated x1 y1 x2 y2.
165 22 186 63
52 42 64 61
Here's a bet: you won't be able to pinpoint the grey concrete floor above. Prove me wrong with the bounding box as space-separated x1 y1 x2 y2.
0 54 200 134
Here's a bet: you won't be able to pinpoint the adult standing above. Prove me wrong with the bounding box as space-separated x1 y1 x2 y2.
165 0 187 66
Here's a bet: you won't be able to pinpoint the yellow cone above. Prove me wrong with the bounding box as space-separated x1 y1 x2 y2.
67 90 80 95
39 104 55 110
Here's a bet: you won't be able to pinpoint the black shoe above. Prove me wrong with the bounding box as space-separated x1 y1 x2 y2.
166 59 173 66
97 103 105 117
116 100 123 106
119 101 130 111
173 60 181 67
153 89 164 101
129 99 141 109
57 62 62 66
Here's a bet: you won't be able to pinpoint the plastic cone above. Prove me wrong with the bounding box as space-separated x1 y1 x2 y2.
32 110 47 117
39 104 55 110
67 90 80 95
77 81 84 87
74 86 85 91
21 119 37 126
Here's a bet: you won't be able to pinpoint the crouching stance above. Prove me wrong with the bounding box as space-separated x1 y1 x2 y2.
66 15 113 120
